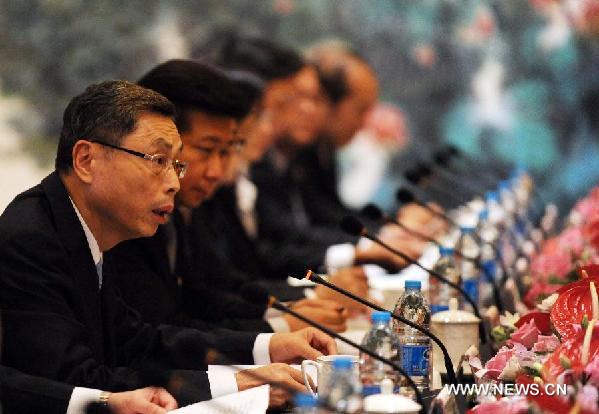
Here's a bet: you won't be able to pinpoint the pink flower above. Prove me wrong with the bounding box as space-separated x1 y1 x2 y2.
530 251 573 279
523 281 560 308
484 346 515 379
574 197 599 219
558 227 585 257
508 320 541 349
576 384 598 413
584 354 599 387
532 335 560 353
471 397 529 414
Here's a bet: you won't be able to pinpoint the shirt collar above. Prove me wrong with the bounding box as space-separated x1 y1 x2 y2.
69 197 103 266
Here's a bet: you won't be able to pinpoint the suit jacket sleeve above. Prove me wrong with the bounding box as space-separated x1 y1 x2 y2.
0 365 72 414
107 239 272 333
0 230 257 406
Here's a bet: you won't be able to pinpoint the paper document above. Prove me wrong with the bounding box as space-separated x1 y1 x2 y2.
170 384 269 414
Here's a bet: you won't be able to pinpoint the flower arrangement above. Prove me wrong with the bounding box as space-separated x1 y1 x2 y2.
468 186 599 413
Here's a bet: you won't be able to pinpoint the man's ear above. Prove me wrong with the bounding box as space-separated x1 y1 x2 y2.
71 140 96 184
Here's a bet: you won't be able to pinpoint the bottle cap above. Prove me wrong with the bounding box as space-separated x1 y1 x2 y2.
486 191 499 202
371 311 391 323
431 304 450 314
404 280 421 290
293 392 318 408
479 209 489 221
439 246 454 256
332 357 353 370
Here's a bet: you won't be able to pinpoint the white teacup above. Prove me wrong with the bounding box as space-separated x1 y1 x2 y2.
301 354 360 397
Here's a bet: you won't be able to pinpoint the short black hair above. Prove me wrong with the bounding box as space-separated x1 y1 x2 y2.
206 35 305 82
306 42 370 105
137 59 250 132
55 80 175 173
226 70 265 112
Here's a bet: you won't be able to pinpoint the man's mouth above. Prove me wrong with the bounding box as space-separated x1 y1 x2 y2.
152 205 174 219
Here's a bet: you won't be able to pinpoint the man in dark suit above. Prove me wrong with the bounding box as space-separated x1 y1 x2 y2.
302 42 450 238
0 80 336 408
1 365 177 414
108 60 347 334
211 36 418 283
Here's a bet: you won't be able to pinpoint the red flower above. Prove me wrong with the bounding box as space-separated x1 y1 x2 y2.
515 311 552 335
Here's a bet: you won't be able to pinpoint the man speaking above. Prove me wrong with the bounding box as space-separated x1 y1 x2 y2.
0 80 335 408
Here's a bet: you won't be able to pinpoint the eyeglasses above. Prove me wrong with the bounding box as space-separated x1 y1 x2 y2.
91 140 188 179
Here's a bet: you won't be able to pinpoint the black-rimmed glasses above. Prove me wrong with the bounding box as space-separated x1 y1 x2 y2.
91 140 187 179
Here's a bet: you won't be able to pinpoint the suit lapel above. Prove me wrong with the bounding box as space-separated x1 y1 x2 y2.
40 172 105 361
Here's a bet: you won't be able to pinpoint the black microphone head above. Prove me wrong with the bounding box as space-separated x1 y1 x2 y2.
340 215 365 237
361 203 384 221
446 144 460 157
416 162 432 177
240 283 270 305
404 168 422 184
396 188 415 204
433 150 450 166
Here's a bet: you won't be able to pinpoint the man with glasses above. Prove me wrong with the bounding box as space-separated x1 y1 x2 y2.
109 60 345 335
0 80 336 409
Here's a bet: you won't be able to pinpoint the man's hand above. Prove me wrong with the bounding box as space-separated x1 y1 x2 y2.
269 327 337 364
108 387 178 414
314 267 369 315
235 363 313 408
397 202 448 238
284 298 348 332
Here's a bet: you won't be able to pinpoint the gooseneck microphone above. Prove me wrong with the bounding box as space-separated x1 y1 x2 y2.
240 285 425 410
403 166 465 206
396 188 460 229
433 148 498 190
362 203 505 313
396 187 511 291
361 203 474 263
294 270 458 385
340 215 487 344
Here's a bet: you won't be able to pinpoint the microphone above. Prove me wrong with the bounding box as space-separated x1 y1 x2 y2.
361 203 473 264
288 270 458 385
428 158 490 197
434 147 499 188
340 215 487 344
403 166 465 206
240 285 426 410
395 188 460 229
444 145 510 180
362 204 505 313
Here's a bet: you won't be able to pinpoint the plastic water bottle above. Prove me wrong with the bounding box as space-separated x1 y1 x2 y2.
294 393 320 414
499 180 517 218
430 246 461 311
392 280 431 392
486 191 505 230
456 226 481 310
360 311 402 396
323 357 362 413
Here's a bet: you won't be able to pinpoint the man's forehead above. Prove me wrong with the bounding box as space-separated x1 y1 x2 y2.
125 114 181 150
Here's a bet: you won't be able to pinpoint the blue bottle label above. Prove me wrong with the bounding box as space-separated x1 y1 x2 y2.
400 344 429 376
482 260 496 282
463 278 479 303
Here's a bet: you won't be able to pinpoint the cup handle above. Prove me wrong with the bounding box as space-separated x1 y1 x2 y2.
301 360 318 397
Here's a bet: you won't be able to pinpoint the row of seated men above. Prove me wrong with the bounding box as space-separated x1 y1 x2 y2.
0 36 445 413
